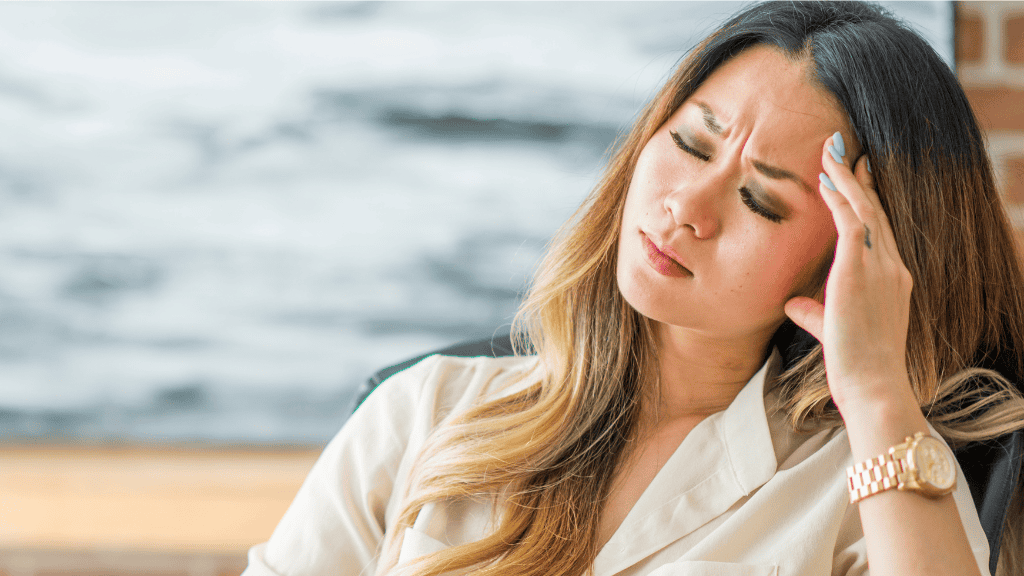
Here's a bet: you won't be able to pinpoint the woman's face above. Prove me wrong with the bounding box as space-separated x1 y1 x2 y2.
617 45 852 343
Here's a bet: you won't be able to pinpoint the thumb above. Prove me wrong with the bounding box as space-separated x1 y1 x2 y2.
784 296 824 342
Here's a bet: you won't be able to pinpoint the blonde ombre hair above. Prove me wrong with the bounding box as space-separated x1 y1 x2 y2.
377 3 1024 575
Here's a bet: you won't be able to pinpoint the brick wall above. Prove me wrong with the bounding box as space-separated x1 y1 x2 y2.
957 1 1024 240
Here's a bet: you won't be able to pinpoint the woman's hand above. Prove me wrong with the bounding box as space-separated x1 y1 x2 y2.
783 132 916 416
784 133 982 576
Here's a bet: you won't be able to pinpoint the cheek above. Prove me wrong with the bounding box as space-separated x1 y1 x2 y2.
620 165 649 227
741 221 836 304
775 221 837 297
626 137 680 209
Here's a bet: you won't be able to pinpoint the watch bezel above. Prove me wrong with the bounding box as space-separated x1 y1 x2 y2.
906 434 957 494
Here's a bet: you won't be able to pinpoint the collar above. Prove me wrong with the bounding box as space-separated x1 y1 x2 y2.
719 347 781 493
594 349 781 575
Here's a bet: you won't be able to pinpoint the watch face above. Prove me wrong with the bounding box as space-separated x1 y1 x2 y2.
911 436 957 492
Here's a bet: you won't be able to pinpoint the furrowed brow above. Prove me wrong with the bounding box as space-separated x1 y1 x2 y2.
697 103 723 135
693 101 814 194
752 160 815 194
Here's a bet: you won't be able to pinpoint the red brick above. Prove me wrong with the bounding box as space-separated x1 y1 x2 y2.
957 9 985 64
1006 157 1024 204
964 87 1024 131
1006 15 1024 64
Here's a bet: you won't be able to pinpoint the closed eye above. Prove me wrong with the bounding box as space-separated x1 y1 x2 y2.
670 130 710 161
671 130 782 224
740 187 782 223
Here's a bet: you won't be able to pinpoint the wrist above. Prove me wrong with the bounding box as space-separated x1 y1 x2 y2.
830 369 916 416
847 431 959 505
834 378 930 462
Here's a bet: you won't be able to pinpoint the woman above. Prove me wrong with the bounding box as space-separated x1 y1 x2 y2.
244 2 1024 575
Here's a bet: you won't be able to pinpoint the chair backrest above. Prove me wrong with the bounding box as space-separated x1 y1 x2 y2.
355 329 1023 575
351 332 517 413
956 428 1023 574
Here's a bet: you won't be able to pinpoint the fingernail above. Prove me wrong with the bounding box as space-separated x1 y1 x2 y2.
866 158 872 173
828 144 844 164
819 172 837 191
833 131 845 156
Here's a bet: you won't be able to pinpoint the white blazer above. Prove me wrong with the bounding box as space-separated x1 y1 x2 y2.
242 352 991 576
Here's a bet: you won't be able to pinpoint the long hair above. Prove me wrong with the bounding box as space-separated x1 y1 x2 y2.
377 3 1024 575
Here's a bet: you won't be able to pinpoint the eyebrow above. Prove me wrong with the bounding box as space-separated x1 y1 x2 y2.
697 103 723 135
695 101 815 194
752 160 816 195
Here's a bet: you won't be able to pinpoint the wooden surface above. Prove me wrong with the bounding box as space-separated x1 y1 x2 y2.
0 445 321 554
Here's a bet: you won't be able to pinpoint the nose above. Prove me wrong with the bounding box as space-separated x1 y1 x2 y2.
663 178 722 239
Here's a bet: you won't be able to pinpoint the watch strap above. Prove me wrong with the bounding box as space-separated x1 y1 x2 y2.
847 451 906 504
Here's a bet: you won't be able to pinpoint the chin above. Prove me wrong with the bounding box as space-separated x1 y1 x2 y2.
617 272 785 343
616 264 691 327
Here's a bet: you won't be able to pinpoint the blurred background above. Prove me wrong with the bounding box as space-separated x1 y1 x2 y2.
0 1 954 448
0 1 986 574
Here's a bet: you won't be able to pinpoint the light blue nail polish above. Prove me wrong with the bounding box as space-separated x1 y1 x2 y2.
828 144 844 164
833 131 845 156
819 172 837 191
866 158 872 173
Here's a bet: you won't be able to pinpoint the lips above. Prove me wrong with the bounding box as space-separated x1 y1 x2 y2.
641 232 691 278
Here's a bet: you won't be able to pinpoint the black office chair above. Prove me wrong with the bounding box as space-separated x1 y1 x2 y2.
353 326 1024 575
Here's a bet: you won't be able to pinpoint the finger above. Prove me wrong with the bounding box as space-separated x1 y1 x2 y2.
854 154 874 191
818 170 870 252
784 296 824 343
821 133 881 231
853 154 898 259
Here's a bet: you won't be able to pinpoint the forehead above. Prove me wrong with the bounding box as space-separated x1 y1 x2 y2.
687 45 846 139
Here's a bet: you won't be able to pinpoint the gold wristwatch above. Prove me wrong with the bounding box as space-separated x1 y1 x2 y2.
846 432 957 504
